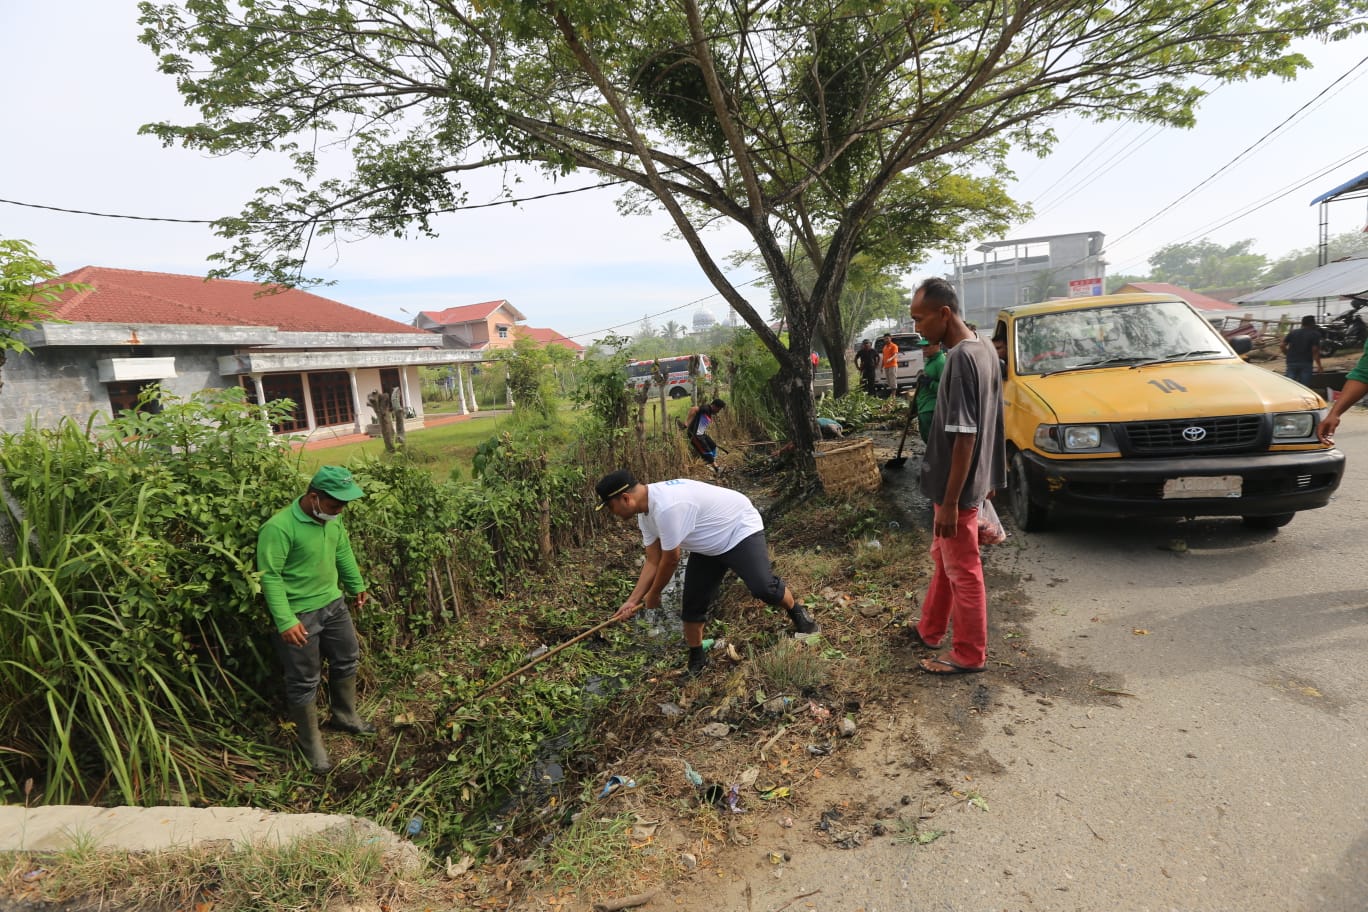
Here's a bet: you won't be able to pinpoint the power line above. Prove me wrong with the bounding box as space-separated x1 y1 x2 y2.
0 176 631 226
1104 142 1368 275
1105 53 1368 251
562 275 768 342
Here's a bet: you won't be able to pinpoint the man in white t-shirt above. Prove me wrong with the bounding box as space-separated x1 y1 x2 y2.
595 469 819 677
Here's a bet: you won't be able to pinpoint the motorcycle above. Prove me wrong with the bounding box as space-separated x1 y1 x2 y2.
1317 297 1368 357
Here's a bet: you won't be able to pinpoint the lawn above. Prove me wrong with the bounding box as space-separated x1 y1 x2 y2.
297 411 516 480
298 396 704 480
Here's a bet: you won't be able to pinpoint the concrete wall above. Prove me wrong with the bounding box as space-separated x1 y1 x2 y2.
0 346 244 435
2 347 431 438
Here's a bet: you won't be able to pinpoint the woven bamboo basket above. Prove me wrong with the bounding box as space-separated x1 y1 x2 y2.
813 437 881 496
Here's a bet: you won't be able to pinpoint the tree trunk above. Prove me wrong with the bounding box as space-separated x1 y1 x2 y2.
390 388 406 444
818 297 850 398
367 389 395 453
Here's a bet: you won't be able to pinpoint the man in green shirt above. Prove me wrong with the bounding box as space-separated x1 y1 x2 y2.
915 339 945 442
1318 350 1368 444
257 465 373 774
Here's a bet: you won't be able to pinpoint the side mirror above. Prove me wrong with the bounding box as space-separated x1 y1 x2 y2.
1229 335 1253 355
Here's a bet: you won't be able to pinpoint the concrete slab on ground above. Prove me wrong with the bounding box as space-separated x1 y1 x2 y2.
0 806 423 872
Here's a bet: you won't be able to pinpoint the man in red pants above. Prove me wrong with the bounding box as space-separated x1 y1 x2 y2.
904 278 1005 674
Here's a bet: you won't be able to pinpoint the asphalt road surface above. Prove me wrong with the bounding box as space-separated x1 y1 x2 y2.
752 411 1368 912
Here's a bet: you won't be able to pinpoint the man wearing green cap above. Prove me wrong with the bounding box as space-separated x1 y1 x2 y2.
257 465 373 774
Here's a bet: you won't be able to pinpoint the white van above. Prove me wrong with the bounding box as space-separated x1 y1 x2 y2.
626 354 712 399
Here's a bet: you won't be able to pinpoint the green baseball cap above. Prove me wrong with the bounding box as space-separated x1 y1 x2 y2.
309 465 365 502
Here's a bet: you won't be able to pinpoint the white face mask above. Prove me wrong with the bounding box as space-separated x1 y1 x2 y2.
309 494 341 523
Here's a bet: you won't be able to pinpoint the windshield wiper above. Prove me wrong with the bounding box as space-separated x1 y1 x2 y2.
1129 349 1223 368
1040 356 1150 377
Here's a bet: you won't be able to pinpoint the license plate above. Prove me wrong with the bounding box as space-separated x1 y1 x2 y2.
1162 475 1242 499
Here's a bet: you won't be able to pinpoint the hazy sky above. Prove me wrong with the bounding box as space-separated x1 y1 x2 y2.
3 3 1366 342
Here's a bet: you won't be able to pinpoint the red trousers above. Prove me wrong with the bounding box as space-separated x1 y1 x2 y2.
916 503 988 669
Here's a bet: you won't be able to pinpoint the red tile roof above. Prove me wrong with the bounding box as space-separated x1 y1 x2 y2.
45 267 430 334
419 300 525 326
516 326 585 351
1117 282 1238 311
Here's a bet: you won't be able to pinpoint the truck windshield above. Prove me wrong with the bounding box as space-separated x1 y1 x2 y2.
1015 300 1231 376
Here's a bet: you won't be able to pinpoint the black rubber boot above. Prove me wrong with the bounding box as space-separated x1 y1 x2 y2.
685 645 710 678
327 676 376 735
787 603 820 635
287 703 333 774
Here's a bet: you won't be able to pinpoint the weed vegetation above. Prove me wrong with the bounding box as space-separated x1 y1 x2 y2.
0 331 935 912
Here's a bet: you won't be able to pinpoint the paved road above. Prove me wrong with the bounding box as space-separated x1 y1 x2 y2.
749 412 1368 911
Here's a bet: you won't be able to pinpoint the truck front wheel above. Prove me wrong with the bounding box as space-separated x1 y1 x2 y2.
1009 452 1050 532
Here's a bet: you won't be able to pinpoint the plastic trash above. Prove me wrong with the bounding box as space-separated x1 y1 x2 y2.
683 761 704 788
405 816 423 837
599 775 637 798
524 644 550 661
759 786 790 801
977 499 1007 545
726 783 745 814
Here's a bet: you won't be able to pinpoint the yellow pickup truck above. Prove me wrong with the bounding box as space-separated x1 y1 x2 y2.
995 293 1345 531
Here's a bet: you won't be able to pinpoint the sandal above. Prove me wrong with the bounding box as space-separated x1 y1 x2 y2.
919 656 985 675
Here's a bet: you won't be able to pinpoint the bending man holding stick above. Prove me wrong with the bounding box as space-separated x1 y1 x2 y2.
595 470 819 678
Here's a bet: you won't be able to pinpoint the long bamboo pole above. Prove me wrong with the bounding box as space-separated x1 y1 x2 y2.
473 617 619 700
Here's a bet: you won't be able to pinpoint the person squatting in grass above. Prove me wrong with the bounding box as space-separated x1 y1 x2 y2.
684 398 726 474
257 465 375 774
906 277 1006 675
595 470 820 677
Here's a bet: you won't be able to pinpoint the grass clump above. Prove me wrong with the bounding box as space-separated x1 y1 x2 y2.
753 637 829 694
4 829 418 912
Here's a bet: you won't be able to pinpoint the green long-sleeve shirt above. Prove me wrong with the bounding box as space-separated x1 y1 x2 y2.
915 349 946 419
257 497 366 632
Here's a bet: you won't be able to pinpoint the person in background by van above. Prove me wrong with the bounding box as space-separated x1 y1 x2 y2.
880 334 899 395
685 398 726 473
853 339 879 394
914 339 945 441
1281 315 1323 388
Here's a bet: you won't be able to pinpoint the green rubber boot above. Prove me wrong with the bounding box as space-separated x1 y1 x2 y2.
328 676 376 735
287 702 333 774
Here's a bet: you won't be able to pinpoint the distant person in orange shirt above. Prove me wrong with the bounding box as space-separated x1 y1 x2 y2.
880 334 899 395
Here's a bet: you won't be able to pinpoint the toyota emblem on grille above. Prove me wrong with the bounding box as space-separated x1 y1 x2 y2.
1182 426 1207 442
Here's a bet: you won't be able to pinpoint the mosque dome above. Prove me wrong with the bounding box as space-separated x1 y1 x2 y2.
692 307 717 330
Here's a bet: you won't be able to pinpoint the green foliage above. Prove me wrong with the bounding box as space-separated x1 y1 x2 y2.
1262 231 1368 284
495 337 559 421
816 389 885 431
0 237 85 391
0 387 302 804
1147 238 1268 290
714 329 785 440
572 333 634 443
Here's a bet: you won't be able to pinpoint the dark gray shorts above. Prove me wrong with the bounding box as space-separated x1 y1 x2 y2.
680 531 786 623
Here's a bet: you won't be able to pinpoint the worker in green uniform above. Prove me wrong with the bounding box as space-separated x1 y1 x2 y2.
915 339 946 442
257 465 373 774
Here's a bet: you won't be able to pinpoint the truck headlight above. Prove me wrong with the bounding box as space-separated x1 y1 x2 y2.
1063 426 1101 450
1033 424 1117 453
1272 412 1316 439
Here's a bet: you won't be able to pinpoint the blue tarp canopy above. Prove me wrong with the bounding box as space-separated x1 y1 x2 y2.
1311 169 1368 205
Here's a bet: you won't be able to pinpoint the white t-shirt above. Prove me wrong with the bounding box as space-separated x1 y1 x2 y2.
638 479 764 555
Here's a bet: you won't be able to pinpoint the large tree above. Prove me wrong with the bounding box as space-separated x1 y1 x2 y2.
138 0 1365 455
1148 238 1268 290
